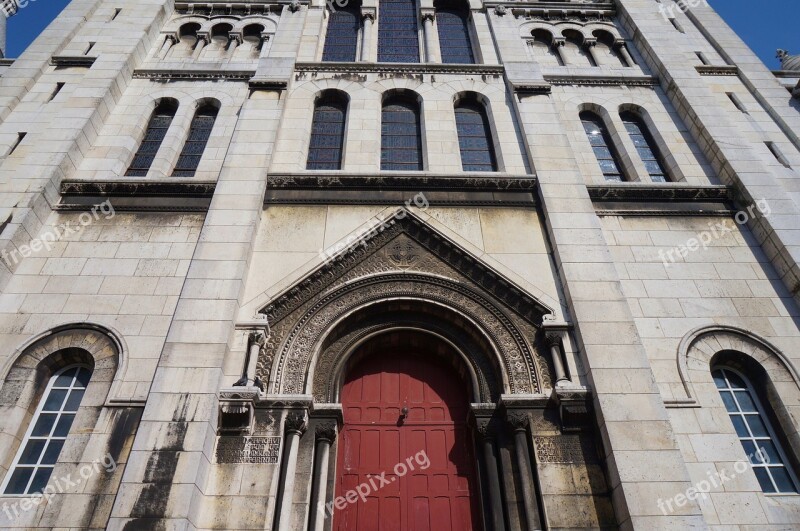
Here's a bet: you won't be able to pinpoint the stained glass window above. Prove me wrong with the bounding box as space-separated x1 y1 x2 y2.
436 2 474 64
173 105 218 177
581 111 624 181
307 95 347 170
322 6 360 62
126 100 177 177
381 97 422 170
621 111 669 182
455 101 496 172
378 0 420 63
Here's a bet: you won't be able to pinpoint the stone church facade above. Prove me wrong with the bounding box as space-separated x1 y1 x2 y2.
0 0 798 529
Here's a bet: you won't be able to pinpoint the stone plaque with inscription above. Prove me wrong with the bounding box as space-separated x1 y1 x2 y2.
533 435 597 464
216 436 281 464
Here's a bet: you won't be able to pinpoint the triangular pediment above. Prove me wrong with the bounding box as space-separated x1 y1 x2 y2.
259 208 555 327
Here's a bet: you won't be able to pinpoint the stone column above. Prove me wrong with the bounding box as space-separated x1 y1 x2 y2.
476 419 506 531
552 38 566 66
360 9 375 62
583 38 599 66
507 412 542 531
228 33 242 58
277 412 307 531
192 32 209 60
309 421 337 531
545 332 570 386
614 39 635 67
421 9 436 63
157 34 177 59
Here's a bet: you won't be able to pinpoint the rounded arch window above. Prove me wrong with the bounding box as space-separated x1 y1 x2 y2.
1 365 92 495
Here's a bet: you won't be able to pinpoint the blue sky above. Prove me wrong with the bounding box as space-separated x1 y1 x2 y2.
4 0 799 69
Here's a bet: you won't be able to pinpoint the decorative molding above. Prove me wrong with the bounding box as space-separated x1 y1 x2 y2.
57 180 216 213
51 56 96 68
294 62 505 76
514 83 552 95
267 173 537 191
176 1 292 16
506 3 615 23
133 68 255 81
695 65 739 76
543 74 658 87
587 184 732 203
248 78 288 91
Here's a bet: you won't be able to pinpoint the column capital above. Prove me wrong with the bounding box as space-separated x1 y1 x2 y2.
552 37 566 47
361 7 376 21
284 412 307 435
315 421 338 443
161 32 179 44
420 8 436 23
506 411 530 432
583 38 597 48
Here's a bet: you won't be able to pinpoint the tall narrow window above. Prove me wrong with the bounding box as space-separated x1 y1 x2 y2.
435 0 474 64
621 111 669 182
322 4 360 61
307 94 347 170
581 111 624 181
125 100 178 177
173 104 218 177
455 101 496 172
713 367 798 494
378 0 420 63
2 366 91 495
381 95 423 170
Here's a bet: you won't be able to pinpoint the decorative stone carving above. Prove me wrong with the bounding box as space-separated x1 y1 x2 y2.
494 5 507 16
315 421 337 443
216 436 281 464
284 412 307 435
475 419 495 439
777 49 800 71
507 412 530 432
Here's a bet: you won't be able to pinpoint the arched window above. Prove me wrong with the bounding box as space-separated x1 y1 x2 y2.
435 0 474 64
563 30 594 67
712 367 798 493
581 111 625 181
455 100 496 172
1 365 92 495
594 31 627 67
381 95 422 170
171 23 200 58
322 5 360 62
378 0 420 63
530 29 562 66
307 93 348 170
173 104 218 177
125 99 178 177
620 111 669 182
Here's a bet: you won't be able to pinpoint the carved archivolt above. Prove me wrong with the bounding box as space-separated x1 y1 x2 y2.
256 211 555 400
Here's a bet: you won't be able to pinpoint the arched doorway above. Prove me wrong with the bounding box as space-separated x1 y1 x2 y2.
334 331 480 530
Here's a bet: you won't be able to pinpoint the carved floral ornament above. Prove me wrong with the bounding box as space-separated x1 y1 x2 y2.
254 210 558 402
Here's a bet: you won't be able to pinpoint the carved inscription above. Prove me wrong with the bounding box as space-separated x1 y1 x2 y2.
533 435 596 464
216 436 281 464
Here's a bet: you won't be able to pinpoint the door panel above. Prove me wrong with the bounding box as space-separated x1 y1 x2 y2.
334 350 479 530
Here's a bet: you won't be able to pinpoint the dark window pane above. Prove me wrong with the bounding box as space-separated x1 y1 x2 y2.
436 8 474 64
719 390 737 412
730 415 749 438
755 441 781 465
54 367 78 387
323 8 360 62
19 439 46 465
712 370 727 388
753 467 775 493
771 468 797 493
581 112 624 181
378 0 420 62
41 440 65 465
455 102 496 172
53 414 76 437
172 107 217 177
32 414 58 437
43 389 68 412
28 468 52 494
307 100 347 170
725 370 746 389
382 99 422 170
4 467 33 494
126 107 176 176
746 415 768 438
734 391 757 412
65 389 85 412
621 112 670 181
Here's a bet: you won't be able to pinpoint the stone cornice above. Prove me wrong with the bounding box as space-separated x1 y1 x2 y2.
133 69 255 81
176 1 300 15
543 74 658 87
267 172 537 191
587 184 732 203
499 1 615 21
294 62 505 76
695 65 739 76
57 180 217 212
50 56 97 68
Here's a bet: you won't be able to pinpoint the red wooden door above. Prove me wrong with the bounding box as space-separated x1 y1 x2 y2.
335 350 479 530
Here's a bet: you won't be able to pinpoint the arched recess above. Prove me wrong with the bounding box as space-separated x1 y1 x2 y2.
0 324 125 483
676 324 800 404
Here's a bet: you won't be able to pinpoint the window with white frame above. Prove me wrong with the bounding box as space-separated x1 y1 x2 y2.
712 367 798 494
2 365 91 495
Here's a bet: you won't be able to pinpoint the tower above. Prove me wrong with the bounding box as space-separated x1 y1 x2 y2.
0 0 798 529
